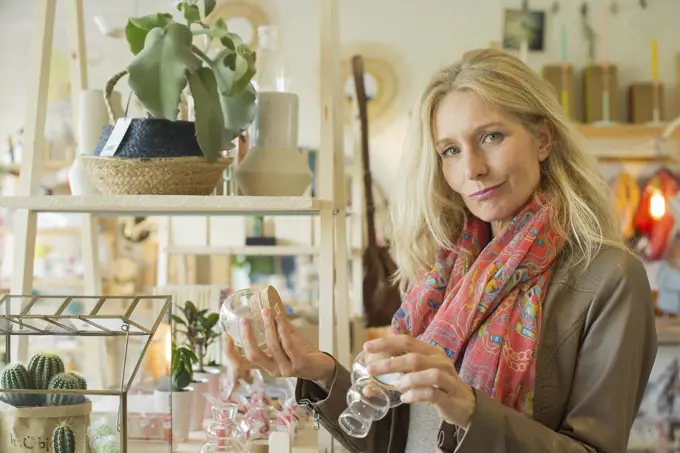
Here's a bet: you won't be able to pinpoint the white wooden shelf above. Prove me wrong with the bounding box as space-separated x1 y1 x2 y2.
0 195 328 216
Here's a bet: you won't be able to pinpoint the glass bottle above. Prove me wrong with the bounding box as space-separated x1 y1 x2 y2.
254 25 288 93
338 351 404 438
200 403 249 453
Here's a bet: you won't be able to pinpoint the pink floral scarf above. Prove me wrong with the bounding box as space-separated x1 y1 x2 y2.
391 197 565 416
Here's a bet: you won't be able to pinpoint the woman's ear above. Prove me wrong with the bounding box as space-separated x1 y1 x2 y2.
536 119 554 162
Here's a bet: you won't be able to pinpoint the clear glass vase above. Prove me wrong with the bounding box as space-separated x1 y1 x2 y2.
200 403 249 453
338 351 404 438
254 25 288 92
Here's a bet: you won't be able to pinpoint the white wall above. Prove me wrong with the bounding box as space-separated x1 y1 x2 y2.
1 0 679 193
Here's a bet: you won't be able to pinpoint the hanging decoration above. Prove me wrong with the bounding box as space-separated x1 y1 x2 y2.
634 169 680 261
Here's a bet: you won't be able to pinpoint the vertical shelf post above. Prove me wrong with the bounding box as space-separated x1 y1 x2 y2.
10 0 57 362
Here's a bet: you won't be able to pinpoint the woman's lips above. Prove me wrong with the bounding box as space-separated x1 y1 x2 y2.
468 183 503 200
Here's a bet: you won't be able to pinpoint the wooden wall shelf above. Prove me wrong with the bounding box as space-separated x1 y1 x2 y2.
576 123 680 141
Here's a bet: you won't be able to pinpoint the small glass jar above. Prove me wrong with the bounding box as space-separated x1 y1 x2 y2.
338 351 404 438
218 288 268 348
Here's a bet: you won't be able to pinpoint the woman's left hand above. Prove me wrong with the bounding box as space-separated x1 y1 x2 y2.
364 335 477 428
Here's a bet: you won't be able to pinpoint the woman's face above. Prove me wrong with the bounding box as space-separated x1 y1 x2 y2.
433 90 552 232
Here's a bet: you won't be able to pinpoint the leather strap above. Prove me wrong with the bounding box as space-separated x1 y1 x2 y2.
351 55 377 250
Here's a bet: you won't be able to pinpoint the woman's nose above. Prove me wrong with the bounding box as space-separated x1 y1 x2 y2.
462 150 488 181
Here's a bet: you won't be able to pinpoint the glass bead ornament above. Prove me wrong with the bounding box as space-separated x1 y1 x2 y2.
338 350 404 438
218 286 287 348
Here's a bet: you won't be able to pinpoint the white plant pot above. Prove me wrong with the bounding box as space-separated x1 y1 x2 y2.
154 388 194 443
190 378 209 431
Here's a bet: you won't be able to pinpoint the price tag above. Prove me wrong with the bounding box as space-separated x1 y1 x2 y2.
99 118 132 157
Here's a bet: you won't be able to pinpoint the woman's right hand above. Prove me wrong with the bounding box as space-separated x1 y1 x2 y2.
224 308 336 390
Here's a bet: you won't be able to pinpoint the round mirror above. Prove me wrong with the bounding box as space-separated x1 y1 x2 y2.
341 54 399 132
206 1 270 49
344 72 379 102
226 16 255 46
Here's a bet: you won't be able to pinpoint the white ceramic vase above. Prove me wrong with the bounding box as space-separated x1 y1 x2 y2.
154 388 194 443
235 91 312 196
189 377 209 431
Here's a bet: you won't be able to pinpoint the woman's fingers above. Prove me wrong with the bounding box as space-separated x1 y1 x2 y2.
241 318 278 376
400 386 449 405
367 351 452 376
364 334 438 357
276 315 300 361
395 368 458 394
262 308 292 375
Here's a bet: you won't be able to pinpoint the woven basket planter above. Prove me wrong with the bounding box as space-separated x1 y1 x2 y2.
81 155 231 195
81 70 233 195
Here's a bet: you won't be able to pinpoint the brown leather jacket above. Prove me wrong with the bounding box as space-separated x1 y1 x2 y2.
296 246 658 452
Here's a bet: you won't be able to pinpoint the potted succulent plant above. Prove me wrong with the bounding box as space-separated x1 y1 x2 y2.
83 0 258 195
155 342 196 442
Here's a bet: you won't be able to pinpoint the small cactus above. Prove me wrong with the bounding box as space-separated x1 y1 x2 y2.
0 363 35 407
97 441 121 453
46 372 87 406
52 422 76 453
28 353 65 390
87 420 116 448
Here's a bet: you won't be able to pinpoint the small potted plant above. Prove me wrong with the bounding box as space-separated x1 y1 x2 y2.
82 0 258 195
155 342 196 443
173 300 221 429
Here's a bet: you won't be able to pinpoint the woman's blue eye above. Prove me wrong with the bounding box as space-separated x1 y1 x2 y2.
483 132 503 143
442 146 459 156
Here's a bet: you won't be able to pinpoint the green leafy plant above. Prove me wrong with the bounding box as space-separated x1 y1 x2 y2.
171 342 197 391
124 0 257 162
172 300 220 372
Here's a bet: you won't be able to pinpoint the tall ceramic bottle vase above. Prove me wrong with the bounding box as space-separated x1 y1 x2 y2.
69 89 122 195
234 92 312 196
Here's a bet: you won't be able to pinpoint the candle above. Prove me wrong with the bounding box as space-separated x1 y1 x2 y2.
561 23 568 63
519 39 529 64
651 39 659 81
601 5 608 66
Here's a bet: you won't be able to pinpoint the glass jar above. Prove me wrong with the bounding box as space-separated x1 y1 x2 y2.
200 403 249 453
254 25 288 92
218 288 267 348
338 351 404 438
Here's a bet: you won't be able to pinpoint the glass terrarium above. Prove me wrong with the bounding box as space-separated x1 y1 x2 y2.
218 286 286 348
0 294 171 453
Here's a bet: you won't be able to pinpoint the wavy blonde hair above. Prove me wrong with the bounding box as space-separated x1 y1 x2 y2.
390 48 625 291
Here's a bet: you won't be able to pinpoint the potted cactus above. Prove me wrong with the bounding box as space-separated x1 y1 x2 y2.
0 353 92 453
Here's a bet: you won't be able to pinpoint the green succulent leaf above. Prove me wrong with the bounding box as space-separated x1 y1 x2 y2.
182 4 201 23
186 67 225 162
222 82 257 135
204 0 217 16
231 45 257 94
124 13 174 55
202 313 219 329
127 23 202 120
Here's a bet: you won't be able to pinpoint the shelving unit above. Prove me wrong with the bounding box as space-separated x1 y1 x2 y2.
576 123 680 140
0 1 349 452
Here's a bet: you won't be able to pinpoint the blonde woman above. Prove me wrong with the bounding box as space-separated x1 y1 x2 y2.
225 49 658 452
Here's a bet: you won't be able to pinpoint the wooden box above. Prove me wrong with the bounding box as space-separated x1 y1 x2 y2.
542 64 579 121
583 64 620 123
627 82 665 123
